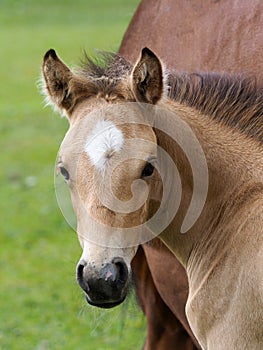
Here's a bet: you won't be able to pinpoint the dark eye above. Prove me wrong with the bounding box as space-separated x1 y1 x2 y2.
141 162 154 178
60 167 70 181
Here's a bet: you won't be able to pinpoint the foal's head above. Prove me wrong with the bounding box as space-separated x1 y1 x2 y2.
42 48 166 307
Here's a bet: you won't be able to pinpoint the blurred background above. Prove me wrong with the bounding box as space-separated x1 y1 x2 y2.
0 1 146 349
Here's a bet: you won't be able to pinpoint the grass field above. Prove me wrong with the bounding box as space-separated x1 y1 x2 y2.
0 1 147 349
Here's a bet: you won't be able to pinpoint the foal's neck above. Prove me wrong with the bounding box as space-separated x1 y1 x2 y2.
156 100 262 269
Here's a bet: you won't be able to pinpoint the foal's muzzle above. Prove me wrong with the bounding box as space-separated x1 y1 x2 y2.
76 257 129 308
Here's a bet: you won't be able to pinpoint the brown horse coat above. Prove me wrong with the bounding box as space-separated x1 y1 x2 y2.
132 246 197 350
119 0 263 348
120 0 263 77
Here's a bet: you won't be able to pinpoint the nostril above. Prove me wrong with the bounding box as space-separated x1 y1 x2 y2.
76 263 90 293
112 257 128 288
76 263 84 282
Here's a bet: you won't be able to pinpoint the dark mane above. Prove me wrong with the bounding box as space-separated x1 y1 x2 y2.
168 72 263 143
79 52 262 143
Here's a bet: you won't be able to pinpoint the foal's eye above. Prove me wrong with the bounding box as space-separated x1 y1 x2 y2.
59 167 70 181
141 162 154 178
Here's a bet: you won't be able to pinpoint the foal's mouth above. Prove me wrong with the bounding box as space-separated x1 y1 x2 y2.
85 295 126 309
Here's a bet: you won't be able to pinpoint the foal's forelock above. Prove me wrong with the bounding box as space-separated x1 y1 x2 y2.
79 51 132 79
72 52 134 103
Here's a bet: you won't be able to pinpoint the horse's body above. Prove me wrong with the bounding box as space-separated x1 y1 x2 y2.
118 0 263 348
119 0 263 78
42 43 263 349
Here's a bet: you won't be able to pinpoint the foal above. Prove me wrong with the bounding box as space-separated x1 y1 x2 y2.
42 47 263 349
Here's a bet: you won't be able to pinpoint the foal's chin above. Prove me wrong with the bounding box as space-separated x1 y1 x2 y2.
85 295 127 309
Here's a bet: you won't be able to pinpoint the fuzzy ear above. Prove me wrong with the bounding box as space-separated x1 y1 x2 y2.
131 48 163 104
42 49 74 113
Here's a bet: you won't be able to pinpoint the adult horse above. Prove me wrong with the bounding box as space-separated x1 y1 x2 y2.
118 0 263 348
119 0 263 78
42 42 262 350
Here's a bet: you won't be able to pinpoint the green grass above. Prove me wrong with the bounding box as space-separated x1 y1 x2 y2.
0 1 146 349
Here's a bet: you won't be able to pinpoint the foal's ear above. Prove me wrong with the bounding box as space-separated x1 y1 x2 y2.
131 48 163 104
42 49 74 115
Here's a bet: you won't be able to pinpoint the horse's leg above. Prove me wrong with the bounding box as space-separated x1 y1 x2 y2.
142 241 201 349
132 246 198 350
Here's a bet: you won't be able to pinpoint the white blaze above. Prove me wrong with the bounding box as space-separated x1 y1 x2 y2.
85 120 124 170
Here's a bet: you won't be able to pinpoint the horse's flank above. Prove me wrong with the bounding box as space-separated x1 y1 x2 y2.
119 0 263 82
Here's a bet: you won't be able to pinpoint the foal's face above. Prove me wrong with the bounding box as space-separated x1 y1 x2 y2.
42 48 164 307
58 102 158 307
